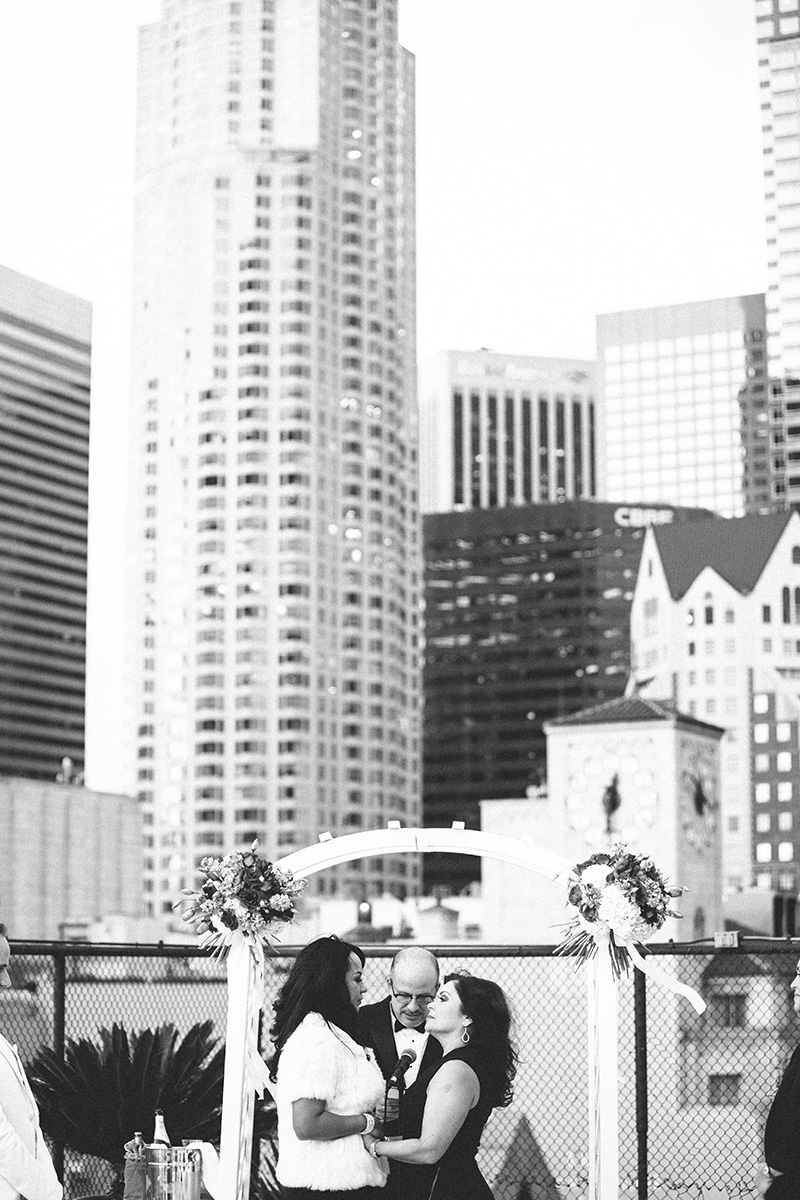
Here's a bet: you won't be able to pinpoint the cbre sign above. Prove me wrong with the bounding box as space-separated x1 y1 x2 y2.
614 506 675 528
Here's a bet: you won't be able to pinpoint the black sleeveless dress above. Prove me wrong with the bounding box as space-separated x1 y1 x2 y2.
385 1046 495 1200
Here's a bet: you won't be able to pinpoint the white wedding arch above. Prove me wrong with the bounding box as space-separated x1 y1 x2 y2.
216 824 621 1200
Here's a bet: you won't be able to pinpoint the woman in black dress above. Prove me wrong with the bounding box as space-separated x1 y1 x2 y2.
361 973 517 1200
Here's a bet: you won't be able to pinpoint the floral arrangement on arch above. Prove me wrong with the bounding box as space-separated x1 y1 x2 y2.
176 840 305 956
555 845 683 978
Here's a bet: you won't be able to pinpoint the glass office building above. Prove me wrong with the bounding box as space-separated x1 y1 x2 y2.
598 295 769 518
423 499 713 893
0 265 92 780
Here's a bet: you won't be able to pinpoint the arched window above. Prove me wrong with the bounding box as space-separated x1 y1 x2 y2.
795 587 800 624
783 586 792 625
792 545 800 564
704 591 714 625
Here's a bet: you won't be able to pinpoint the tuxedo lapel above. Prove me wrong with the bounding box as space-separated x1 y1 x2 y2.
372 998 399 1080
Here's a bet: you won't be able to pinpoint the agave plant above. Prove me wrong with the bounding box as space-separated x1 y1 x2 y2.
28 1021 225 1197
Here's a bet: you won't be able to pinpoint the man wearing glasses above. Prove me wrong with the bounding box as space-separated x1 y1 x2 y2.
358 946 442 1088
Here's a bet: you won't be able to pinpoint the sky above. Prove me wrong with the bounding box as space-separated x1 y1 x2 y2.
0 1 766 792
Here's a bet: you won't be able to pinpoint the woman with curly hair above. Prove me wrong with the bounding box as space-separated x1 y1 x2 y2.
361 973 517 1200
268 936 387 1199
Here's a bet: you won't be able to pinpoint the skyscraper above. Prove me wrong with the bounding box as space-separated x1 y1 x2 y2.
597 295 769 518
756 0 800 508
127 0 420 915
0 264 91 780
419 349 596 514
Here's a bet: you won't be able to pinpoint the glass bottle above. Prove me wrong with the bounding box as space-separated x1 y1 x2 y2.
153 1109 171 1147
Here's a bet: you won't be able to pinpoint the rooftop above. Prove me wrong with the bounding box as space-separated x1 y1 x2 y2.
546 695 724 736
652 511 793 601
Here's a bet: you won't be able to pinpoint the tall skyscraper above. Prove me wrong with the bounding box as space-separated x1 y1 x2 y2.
597 295 769 518
419 349 596 514
757 0 800 509
127 0 420 915
0 264 91 780
422 499 713 893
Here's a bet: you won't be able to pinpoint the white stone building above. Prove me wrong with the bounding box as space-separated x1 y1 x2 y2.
630 510 800 895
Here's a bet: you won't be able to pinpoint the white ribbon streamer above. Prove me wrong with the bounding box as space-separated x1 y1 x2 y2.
624 940 706 1013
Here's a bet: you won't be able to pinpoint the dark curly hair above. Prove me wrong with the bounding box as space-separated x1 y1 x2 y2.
267 936 365 1082
446 973 517 1108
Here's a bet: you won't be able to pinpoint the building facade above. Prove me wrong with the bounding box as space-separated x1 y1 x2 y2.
757 0 800 508
0 264 91 781
127 0 420 915
418 349 596 514
423 500 713 893
630 510 800 896
0 777 142 939
597 295 769 517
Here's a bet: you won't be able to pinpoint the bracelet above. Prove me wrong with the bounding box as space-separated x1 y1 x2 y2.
362 1112 376 1135
368 1139 381 1158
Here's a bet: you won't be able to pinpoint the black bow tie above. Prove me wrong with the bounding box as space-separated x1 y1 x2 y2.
395 1019 425 1033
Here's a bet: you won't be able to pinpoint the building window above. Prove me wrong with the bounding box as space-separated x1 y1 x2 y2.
763 605 772 624
779 812 793 832
778 782 793 802
777 752 793 772
711 994 746 1028
754 724 769 744
709 1074 741 1106
777 723 792 742
754 694 769 714
756 814 771 833
756 783 770 803
756 842 772 863
779 842 794 863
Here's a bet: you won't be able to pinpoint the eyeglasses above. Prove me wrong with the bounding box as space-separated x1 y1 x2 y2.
390 984 435 1006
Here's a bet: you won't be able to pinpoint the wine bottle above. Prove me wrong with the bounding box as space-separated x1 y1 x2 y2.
153 1109 171 1147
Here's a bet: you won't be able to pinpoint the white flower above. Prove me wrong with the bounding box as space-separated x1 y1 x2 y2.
581 864 613 889
597 885 642 941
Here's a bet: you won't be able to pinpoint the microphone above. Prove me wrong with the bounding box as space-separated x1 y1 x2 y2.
387 1048 417 1087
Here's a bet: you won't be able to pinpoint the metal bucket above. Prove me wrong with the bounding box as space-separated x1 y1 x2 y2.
143 1145 202 1200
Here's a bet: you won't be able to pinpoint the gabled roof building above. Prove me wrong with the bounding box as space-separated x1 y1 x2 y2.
630 510 800 896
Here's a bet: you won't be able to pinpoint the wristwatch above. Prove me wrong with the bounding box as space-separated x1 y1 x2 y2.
368 1139 382 1158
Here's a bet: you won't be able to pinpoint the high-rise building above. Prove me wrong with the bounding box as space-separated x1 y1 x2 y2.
418 349 596 514
597 295 769 517
757 0 800 508
0 264 91 780
630 510 800 896
127 0 420 915
422 500 713 893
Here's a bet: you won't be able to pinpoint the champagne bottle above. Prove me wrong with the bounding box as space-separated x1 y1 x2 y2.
153 1109 171 1147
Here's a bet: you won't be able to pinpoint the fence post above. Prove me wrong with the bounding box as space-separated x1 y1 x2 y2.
634 966 648 1200
52 944 66 1182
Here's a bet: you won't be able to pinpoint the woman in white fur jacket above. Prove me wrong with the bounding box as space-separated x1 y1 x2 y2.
268 936 387 1200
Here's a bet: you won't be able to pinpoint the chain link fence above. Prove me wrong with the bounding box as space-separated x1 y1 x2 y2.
3 938 797 1198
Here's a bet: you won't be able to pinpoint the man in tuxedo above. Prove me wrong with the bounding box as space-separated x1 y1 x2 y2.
357 946 442 1091
0 925 62 1200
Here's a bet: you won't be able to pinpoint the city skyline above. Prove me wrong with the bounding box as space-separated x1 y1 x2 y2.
0 0 769 793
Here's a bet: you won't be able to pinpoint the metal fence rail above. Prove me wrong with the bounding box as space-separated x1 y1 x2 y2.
4 938 798 1199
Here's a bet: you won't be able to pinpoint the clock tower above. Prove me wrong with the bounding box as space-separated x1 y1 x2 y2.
545 695 724 939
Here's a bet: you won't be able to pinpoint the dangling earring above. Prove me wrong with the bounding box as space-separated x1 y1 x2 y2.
461 1025 471 1044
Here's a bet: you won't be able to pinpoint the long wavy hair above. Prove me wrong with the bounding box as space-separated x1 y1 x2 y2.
446 973 517 1109
268 936 364 1082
